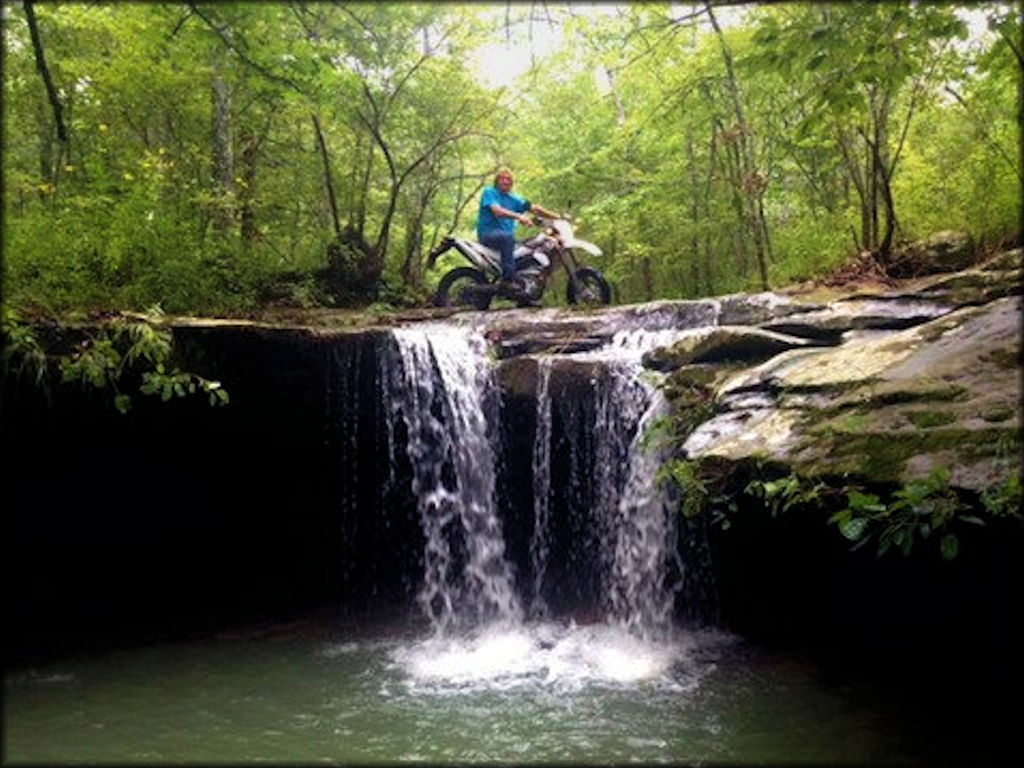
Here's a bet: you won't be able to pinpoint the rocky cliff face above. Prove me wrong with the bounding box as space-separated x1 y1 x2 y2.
5 244 1019 665
473 246 1019 655
163 246 1018 495
478 247 1021 495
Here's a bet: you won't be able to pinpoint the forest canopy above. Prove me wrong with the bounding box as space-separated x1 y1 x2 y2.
2 1 1020 315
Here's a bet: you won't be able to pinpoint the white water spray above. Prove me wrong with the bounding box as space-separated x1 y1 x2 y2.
529 356 554 619
386 324 521 632
546 329 696 638
608 383 684 637
379 322 725 690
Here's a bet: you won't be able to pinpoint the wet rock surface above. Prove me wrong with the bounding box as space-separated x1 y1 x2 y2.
678 275 1020 491
109 247 1022 496
150 248 1019 495
472 249 1021 494
641 326 816 370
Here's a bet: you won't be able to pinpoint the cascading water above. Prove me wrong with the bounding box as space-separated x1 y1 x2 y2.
607 381 684 637
528 356 554 620
380 320 723 691
383 324 521 632
6 298 983 765
530 328 701 639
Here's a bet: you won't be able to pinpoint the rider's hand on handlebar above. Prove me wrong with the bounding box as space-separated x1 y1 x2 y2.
517 213 533 226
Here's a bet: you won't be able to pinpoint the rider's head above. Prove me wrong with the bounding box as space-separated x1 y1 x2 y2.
494 167 514 192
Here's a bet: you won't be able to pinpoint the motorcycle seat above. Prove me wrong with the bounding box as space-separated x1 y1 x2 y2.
449 237 500 262
449 237 536 272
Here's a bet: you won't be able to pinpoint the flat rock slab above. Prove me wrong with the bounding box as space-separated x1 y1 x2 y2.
684 295 1021 491
760 297 954 342
642 326 817 371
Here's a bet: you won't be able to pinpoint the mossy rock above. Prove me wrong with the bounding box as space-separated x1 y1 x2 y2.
685 295 1021 493
978 247 1022 272
800 424 1021 487
917 266 1022 306
888 230 975 279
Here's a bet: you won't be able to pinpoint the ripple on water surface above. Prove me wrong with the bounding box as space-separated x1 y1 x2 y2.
6 620 967 764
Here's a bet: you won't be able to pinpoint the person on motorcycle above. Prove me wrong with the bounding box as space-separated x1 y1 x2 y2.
477 167 561 298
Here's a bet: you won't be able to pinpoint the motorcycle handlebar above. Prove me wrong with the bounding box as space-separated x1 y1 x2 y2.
530 214 572 226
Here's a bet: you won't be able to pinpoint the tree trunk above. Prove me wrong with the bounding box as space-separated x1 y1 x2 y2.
238 127 260 250
606 66 626 128
311 113 343 241
642 256 654 302
23 0 68 145
835 123 869 251
703 123 717 296
756 191 773 264
401 191 434 290
36 103 55 194
706 2 769 290
717 121 749 275
210 52 233 242
401 212 425 289
356 131 374 237
346 131 363 226
874 90 895 261
686 119 701 295
874 128 897 262
868 132 878 250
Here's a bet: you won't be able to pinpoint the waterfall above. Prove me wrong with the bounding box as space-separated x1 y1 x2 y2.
527 328 703 637
591 358 681 638
529 356 553 619
589 362 654 620
361 317 714 641
384 324 522 633
607 383 683 638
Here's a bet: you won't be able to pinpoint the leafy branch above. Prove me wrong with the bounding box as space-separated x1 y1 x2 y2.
1 307 49 388
4 309 229 415
663 452 1019 563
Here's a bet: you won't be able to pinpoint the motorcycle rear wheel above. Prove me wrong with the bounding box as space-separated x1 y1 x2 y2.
433 267 493 310
566 267 612 307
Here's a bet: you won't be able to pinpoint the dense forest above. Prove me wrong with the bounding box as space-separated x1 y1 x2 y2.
2 1 1020 316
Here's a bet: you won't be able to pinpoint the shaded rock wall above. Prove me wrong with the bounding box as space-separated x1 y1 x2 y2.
3 327 424 664
4 248 1020 666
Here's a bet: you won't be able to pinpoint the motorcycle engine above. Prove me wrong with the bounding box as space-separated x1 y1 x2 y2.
518 274 543 301
516 251 550 301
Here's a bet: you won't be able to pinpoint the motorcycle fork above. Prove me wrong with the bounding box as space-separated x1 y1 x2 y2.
559 247 580 279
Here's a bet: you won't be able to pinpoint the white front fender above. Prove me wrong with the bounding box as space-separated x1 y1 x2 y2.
570 239 603 257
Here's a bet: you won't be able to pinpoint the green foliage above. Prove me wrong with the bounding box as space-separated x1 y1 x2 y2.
2 3 1019 315
5 309 229 415
744 472 826 518
827 468 978 561
1 307 48 387
676 457 1016 563
660 458 737 530
980 473 1023 520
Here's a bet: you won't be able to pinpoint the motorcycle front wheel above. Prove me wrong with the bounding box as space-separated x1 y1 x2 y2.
566 267 612 307
433 267 493 310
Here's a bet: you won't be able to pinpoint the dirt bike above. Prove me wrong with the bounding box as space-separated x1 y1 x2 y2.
425 216 612 310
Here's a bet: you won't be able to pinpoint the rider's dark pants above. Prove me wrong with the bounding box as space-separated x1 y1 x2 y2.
479 231 516 281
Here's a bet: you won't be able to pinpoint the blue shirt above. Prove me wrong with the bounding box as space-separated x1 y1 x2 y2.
477 186 531 239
